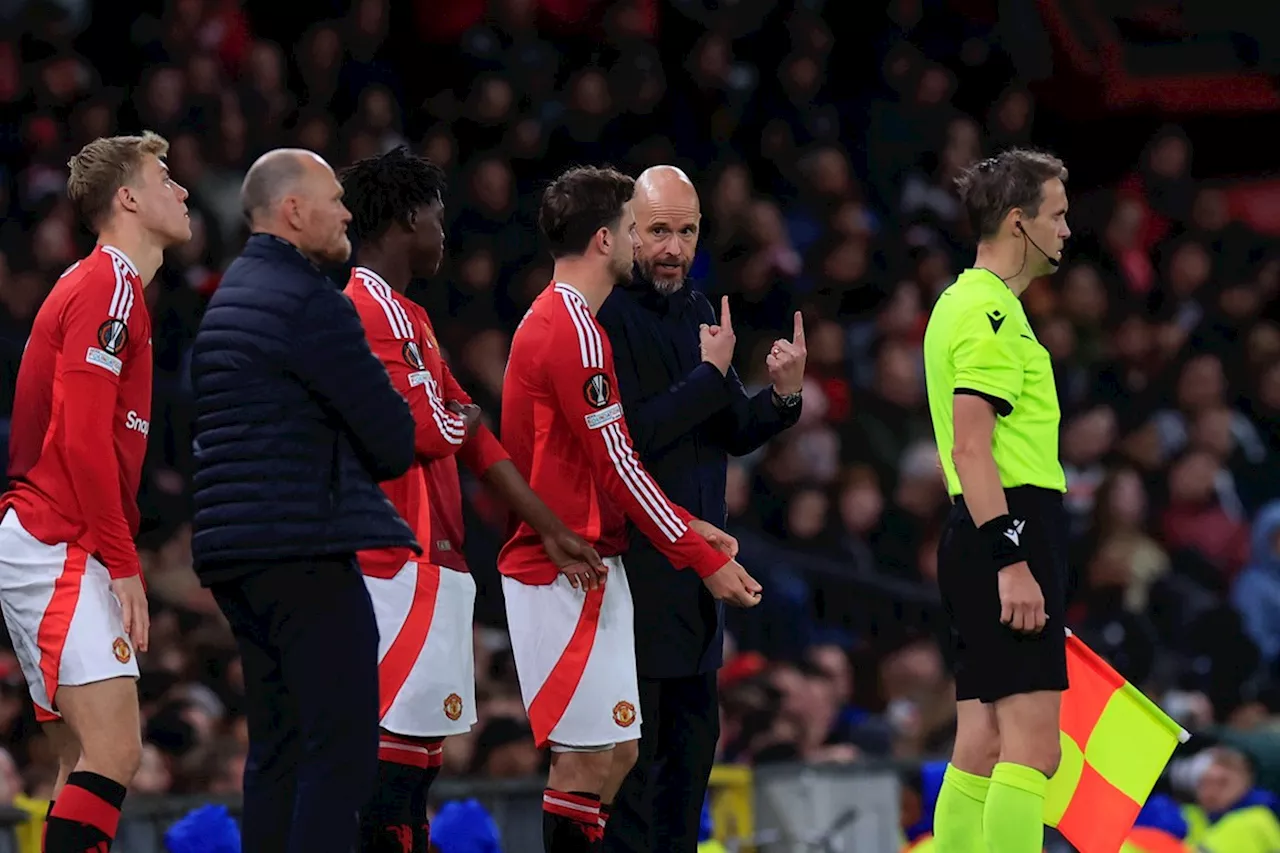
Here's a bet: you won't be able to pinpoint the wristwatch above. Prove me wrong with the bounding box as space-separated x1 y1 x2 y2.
772 389 802 409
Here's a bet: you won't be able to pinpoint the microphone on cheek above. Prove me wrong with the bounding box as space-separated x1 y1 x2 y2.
1016 221 1060 268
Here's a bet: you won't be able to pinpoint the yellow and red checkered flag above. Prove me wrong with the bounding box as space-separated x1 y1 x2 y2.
1044 630 1190 853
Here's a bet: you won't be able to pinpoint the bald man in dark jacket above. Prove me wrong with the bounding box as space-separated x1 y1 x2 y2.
599 166 805 853
191 149 417 853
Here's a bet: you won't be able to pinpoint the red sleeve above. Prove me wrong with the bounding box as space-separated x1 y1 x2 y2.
546 302 729 578
439 358 509 477
59 277 140 579
358 301 467 461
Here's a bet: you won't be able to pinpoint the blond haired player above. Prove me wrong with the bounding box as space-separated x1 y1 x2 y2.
0 131 189 853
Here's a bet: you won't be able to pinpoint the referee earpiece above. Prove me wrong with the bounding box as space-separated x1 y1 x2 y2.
1015 220 1060 269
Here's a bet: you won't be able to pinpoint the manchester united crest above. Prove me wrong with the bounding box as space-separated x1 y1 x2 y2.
112 637 132 664
612 700 636 728
443 693 464 721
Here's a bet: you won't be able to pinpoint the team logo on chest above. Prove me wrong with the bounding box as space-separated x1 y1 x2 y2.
443 693 464 721
403 340 425 370
583 372 612 409
97 319 129 355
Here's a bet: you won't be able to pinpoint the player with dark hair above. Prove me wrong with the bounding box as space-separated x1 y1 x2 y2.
0 132 190 853
500 164 762 852
338 147 605 853
923 148 1071 853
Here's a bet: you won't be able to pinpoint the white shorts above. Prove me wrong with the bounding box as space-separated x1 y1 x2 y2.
0 509 138 722
502 556 640 748
365 562 476 738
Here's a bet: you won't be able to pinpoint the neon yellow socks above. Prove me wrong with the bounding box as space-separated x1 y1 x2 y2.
934 765 990 853
983 762 1046 853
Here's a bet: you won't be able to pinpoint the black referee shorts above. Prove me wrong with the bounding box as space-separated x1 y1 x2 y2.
936 485 1069 704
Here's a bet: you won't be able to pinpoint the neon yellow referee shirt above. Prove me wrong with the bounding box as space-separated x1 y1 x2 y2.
923 268 1066 497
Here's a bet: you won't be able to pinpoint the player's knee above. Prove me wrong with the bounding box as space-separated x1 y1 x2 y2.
82 727 141 783
611 739 639 776
548 745 614 794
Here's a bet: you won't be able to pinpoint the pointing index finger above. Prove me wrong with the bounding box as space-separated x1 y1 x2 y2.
792 311 805 345
721 295 733 331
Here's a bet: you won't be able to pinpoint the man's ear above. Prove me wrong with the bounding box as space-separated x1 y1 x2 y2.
1004 207 1024 237
596 226 611 254
283 196 304 231
117 185 139 214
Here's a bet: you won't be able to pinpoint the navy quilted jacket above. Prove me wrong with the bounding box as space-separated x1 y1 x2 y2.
189 234 419 580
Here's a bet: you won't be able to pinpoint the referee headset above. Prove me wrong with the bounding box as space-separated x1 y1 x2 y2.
989 220 1060 284
1016 220 1060 270
975 154 1062 281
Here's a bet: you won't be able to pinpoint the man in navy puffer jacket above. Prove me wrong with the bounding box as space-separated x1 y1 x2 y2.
190 148 417 853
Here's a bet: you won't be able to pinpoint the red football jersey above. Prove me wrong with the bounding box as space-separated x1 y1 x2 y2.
2 245 153 579
498 281 729 584
345 267 508 577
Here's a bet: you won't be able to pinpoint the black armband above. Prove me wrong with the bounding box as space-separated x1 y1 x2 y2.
978 513 1028 569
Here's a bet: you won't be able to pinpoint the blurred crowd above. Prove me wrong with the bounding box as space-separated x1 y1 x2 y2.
1 0 1279 824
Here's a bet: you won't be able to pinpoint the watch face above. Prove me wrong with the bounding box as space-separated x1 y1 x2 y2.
775 390 801 407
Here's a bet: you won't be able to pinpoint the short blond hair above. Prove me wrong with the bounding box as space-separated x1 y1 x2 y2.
67 131 170 233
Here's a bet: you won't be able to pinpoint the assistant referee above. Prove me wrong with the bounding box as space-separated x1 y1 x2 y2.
922 149 1072 853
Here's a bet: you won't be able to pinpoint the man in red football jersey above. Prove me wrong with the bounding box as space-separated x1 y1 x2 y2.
500 165 762 853
0 131 190 853
338 148 607 853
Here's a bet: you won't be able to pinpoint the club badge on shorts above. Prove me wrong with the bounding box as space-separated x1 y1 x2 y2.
612 700 636 728
112 636 132 664
443 693 464 721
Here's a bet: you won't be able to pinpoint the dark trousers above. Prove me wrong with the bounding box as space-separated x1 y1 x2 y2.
211 557 380 853
603 672 719 853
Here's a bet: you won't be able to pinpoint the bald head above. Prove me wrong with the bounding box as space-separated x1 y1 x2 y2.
632 165 701 294
241 148 352 264
242 149 325 224
634 165 699 212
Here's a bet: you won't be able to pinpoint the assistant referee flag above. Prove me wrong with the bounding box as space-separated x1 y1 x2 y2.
922 267 1066 495
1045 631 1190 853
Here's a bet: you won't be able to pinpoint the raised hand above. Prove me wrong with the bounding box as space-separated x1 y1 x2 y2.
699 295 736 376
766 310 807 396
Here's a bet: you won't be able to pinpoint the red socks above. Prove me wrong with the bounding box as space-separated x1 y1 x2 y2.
361 733 443 853
44 771 125 853
542 789 603 851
